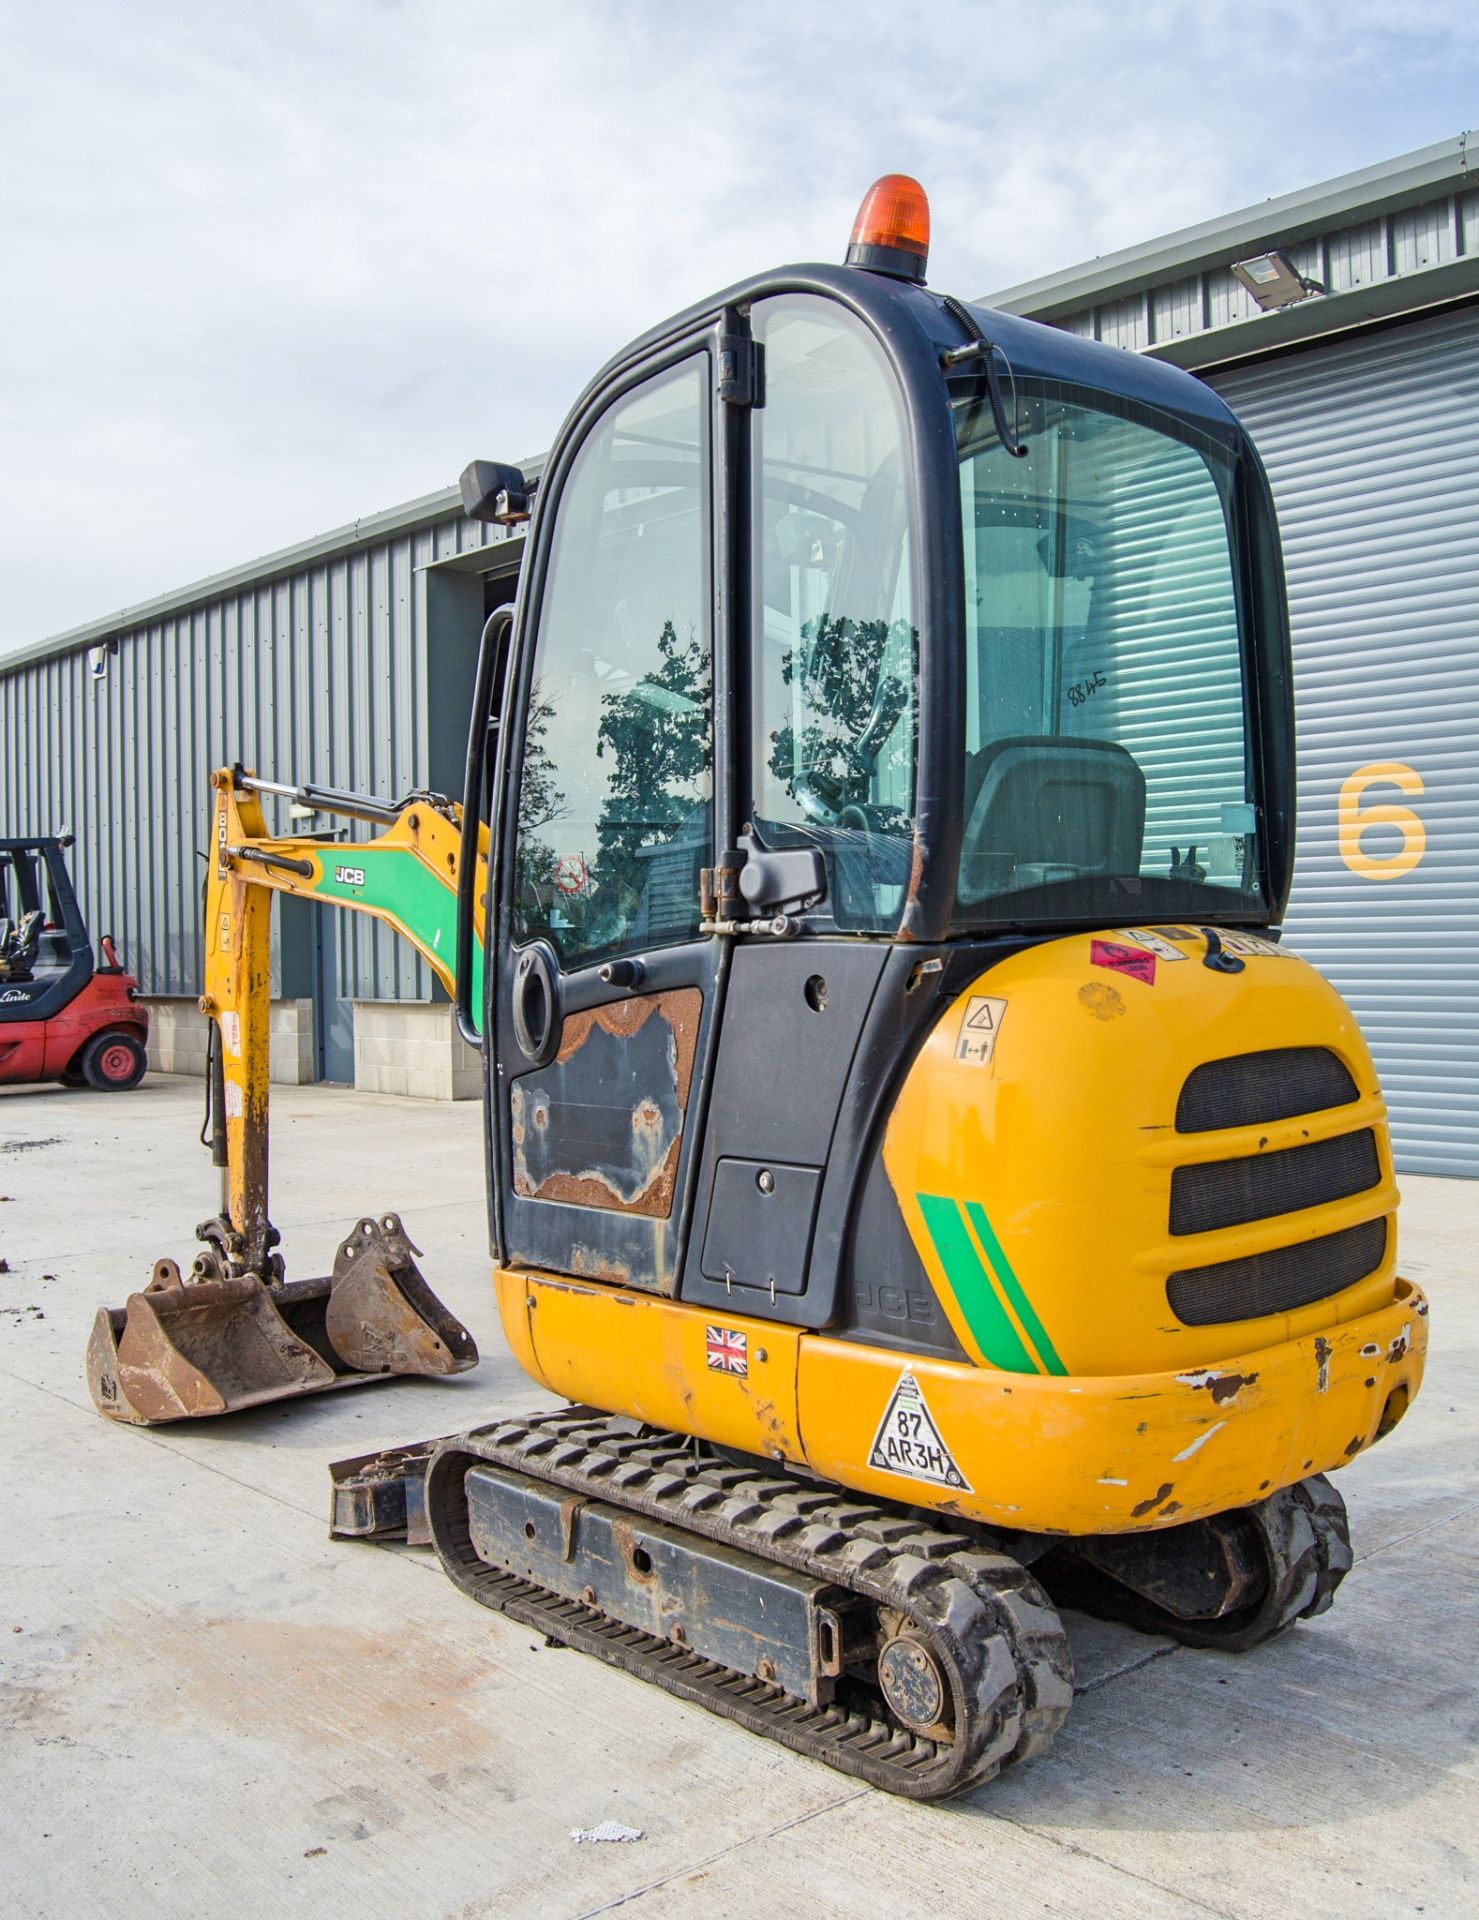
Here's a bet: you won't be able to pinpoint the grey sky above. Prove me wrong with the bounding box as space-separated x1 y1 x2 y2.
1 0 1474 653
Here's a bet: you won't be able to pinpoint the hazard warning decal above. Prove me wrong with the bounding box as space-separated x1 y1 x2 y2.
1124 928 1188 962
955 994 1007 1067
868 1372 972 1492
1089 938 1156 985
1218 931 1286 958
705 1325 748 1376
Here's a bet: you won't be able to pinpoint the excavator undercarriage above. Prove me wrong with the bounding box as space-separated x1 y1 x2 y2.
329 1407 1353 1798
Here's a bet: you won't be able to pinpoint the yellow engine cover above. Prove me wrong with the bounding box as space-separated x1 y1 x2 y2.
495 928 1427 1536
883 928 1399 1378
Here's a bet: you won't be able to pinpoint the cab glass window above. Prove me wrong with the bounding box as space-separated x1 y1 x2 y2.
955 383 1261 924
511 360 712 966
749 295 917 933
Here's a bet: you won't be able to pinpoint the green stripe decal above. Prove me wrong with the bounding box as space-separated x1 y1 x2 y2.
963 1201 1067 1376
311 849 485 1037
916 1193 1037 1374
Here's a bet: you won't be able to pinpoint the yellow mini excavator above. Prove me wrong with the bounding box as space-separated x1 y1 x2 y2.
92 177 1427 1798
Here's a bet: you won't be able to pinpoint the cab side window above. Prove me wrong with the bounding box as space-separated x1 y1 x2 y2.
512 360 713 967
748 295 918 933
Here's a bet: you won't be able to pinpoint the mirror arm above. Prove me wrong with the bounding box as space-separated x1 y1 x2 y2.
939 295 1028 460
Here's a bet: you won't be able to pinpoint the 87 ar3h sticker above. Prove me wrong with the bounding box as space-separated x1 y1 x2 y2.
868 1371 972 1492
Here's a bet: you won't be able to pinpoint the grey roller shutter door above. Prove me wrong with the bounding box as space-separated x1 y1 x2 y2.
1210 306 1479 1176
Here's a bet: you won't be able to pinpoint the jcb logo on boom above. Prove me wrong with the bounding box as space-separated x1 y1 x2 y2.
335 865 366 888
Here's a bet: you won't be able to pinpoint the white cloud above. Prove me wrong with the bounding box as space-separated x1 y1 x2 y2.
1 0 1473 649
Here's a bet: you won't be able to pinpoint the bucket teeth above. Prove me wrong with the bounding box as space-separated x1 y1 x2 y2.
86 1212 478 1424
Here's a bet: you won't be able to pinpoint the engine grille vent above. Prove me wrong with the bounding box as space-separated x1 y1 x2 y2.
1176 1047 1359 1134
1170 1129 1381 1237
1168 1218 1388 1326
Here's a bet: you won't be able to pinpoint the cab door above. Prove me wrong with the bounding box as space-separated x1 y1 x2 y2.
488 344 728 1294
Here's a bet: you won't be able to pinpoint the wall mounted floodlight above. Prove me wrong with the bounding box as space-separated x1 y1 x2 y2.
1230 249 1325 311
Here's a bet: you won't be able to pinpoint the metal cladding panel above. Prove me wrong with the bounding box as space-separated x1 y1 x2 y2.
0 510 506 1005
1210 305 1479 1175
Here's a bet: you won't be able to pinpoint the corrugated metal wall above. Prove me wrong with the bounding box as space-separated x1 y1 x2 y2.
1056 189 1479 354
1211 305 1479 1176
0 509 504 1010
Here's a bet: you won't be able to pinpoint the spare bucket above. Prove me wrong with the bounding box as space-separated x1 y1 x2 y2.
86 1213 477 1424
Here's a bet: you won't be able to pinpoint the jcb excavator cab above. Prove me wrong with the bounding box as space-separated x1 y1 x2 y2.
380 175 1427 1794
0 836 149 1091
459 179 1336 1347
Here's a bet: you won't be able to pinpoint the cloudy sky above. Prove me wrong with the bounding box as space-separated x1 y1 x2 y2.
1 0 1474 652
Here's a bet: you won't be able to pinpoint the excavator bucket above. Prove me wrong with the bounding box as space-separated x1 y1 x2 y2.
86 1213 477 1425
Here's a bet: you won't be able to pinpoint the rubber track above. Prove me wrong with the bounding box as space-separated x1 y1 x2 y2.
424 1408 1074 1801
1040 1472 1353 1654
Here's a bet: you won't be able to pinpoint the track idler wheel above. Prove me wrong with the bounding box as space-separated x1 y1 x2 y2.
877 1616 953 1742
1037 1474 1353 1653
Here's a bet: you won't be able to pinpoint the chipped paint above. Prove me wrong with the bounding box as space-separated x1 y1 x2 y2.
1172 1419 1226 1463
897 835 928 940
567 1247 633 1286
511 989 701 1219
1131 1481 1175 1518
1314 1336 1332 1393
1176 1368 1259 1406
1097 1474 1129 1487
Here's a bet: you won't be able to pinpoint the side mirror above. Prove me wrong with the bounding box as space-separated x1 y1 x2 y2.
459 459 532 525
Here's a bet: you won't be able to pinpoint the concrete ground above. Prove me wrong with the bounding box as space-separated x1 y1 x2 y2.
1 1073 1474 1920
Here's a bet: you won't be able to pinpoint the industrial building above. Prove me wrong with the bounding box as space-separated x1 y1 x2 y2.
3 130 1476 1173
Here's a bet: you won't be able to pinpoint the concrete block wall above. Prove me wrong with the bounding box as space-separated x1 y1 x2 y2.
269 999 315 1085
143 997 316 1086
353 1000 482 1101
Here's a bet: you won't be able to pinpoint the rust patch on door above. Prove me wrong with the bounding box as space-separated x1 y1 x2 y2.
511 988 702 1219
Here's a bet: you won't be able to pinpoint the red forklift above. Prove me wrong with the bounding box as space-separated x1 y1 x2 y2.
0 837 149 1090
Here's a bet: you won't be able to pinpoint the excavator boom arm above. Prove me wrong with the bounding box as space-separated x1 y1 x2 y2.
203 768 488 1275
84 764 485 1424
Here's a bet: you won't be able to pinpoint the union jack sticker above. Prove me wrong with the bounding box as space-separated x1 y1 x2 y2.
705 1325 748 1376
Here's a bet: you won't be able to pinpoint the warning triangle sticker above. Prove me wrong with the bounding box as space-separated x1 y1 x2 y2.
867 1372 972 1492
1090 937 1156 985
955 993 1008 1066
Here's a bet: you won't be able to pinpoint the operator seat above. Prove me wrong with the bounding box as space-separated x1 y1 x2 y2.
0 908 43 982
34 930 74 975
958 735 1146 903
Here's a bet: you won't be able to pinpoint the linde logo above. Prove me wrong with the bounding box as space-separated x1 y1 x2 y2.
1 988 33 1003
334 866 366 888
